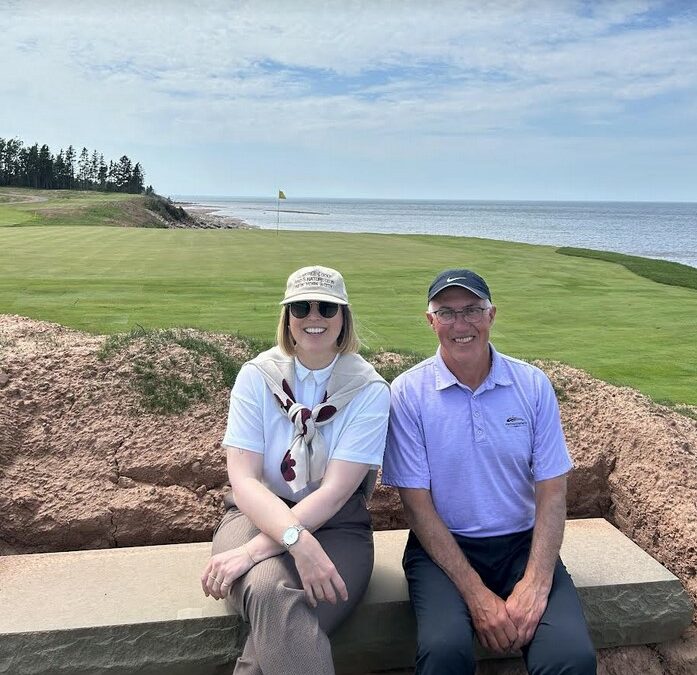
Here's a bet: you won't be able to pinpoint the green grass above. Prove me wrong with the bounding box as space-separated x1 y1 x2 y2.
0 190 696 406
0 187 153 228
0 206 36 226
98 326 257 413
558 247 697 292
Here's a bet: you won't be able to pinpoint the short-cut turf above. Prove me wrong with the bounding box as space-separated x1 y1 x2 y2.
1 188 695 406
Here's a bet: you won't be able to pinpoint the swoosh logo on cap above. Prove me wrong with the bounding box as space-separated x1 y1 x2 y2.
446 276 470 283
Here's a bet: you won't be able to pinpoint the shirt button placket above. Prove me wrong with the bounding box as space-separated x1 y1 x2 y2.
472 399 484 441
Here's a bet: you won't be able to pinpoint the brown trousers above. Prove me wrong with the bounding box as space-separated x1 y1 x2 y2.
211 492 374 675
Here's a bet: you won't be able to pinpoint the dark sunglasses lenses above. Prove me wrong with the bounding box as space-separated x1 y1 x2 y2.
289 301 339 319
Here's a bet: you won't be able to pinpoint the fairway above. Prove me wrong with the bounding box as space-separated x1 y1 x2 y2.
1 222 696 406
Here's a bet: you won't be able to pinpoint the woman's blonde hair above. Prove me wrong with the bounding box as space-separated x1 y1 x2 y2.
276 304 360 356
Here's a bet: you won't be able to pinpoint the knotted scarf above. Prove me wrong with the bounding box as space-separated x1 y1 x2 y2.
248 346 387 496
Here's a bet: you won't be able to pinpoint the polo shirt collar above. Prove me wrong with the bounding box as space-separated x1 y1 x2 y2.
484 345 514 388
434 348 459 391
433 344 513 391
294 353 339 385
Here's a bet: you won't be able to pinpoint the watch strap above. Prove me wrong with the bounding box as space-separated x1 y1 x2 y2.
282 524 306 550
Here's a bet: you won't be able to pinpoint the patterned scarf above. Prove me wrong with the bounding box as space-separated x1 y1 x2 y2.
248 346 387 495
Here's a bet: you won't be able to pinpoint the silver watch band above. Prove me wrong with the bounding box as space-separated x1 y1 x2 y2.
281 524 306 550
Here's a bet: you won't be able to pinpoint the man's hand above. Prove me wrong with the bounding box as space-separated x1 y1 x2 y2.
467 585 518 653
503 475 567 649
505 577 550 649
289 531 348 608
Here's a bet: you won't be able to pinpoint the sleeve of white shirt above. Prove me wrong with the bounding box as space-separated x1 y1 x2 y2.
330 381 390 467
222 364 265 454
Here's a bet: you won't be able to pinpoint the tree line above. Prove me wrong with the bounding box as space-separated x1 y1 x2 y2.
0 137 150 194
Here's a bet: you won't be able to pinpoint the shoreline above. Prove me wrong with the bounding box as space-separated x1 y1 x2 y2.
173 203 258 230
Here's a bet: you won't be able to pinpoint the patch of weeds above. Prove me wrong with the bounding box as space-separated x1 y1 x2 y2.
552 381 569 402
98 324 149 360
172 332 245 388
131 356 208 413
99 326 253 414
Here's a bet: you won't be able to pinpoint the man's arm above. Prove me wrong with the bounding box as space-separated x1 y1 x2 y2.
505 474 567 648
399 487 518 653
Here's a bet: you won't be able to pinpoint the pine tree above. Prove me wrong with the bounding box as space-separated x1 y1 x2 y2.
90 150 99 189
54 150 67 189
106 160 116 191
98 154 107 190
130 162 145 194
2 138 22 186
0 138 6 185
64 145 76 189
38 144 53 189
25 144 40 188
77 147 90 189
114 155 132 192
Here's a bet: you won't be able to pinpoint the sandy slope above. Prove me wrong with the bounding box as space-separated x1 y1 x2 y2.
1 314 695 673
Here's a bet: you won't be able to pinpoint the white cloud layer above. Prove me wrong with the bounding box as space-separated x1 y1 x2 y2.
1 0 696 198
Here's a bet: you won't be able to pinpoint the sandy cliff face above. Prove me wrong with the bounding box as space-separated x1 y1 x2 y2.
1 314 695 673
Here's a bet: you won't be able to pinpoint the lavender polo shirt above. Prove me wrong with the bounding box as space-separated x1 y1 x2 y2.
382 345 572 538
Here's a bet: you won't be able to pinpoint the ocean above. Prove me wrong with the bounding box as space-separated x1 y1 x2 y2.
174 196 697 269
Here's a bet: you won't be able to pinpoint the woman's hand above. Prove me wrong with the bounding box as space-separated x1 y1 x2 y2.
289 532 348 608
201 546 256 600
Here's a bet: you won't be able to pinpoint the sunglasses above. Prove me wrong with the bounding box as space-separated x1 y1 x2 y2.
289 301 340 319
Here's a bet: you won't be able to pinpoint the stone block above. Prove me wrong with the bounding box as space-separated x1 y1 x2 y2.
0 519 692 675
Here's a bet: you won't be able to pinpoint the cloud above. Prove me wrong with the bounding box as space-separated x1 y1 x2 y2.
1 0 695 197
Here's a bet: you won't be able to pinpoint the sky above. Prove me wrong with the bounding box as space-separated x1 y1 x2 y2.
2 0 697 201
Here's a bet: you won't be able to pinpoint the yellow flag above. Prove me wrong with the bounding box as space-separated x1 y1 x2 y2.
278 190 286 199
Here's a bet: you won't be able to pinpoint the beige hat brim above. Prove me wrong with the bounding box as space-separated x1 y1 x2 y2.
280 291 349 305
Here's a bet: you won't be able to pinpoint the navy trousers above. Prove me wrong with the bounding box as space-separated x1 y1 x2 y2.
404 529 597 675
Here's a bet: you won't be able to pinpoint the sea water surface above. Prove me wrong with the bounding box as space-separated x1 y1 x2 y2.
174 196 697 269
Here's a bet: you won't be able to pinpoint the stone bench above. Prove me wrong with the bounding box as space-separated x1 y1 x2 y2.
0 518 692 675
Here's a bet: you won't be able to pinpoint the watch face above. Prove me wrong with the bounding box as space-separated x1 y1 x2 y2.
283 527 299 547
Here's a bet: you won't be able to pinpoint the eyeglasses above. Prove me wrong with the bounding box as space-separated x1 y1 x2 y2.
431 306 489 325
289 301 340 319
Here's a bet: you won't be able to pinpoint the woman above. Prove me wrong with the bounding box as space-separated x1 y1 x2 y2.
202 265 390 675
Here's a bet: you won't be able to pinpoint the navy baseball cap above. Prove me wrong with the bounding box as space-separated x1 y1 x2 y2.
427 269 491 302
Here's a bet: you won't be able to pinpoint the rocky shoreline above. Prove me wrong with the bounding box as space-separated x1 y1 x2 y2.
173 203 257 230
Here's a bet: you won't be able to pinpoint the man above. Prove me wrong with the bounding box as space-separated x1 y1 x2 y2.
381 269 596 675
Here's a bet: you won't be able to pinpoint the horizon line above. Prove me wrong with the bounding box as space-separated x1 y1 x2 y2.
170 194 697 205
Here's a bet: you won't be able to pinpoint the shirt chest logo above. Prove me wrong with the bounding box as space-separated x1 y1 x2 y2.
505 415 527 428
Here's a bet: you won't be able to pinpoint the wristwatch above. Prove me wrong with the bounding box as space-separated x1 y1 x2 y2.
281 524 307 550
